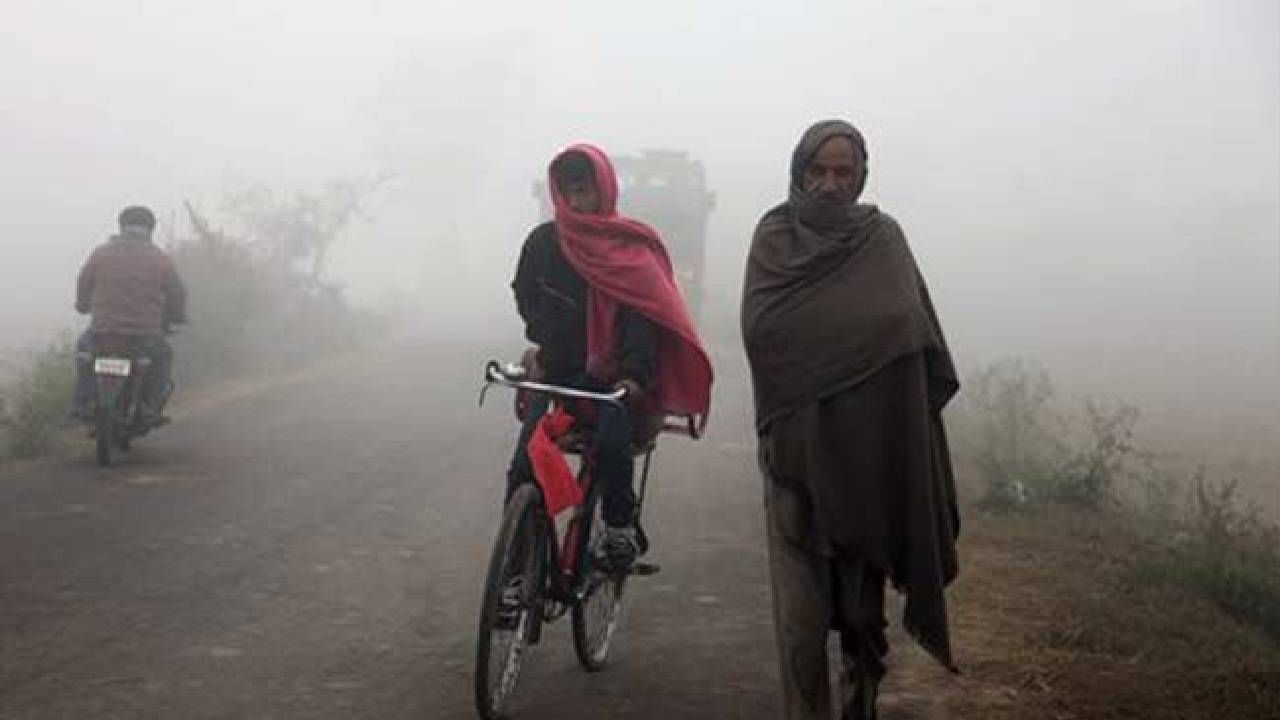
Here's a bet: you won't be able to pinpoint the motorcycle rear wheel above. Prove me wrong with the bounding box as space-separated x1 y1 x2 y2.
95 407 112 467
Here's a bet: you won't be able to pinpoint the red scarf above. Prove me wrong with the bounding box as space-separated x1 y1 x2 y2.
526 407 582 517
548 143 713 420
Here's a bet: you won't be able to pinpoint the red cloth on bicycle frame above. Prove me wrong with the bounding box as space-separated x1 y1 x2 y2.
526 406 582 516
548 143 713 420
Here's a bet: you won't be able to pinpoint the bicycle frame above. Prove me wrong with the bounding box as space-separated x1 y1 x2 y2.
541 446 653 606
479 361 685 602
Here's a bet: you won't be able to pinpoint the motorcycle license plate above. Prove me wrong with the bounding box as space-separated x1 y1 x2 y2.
94 357 132 377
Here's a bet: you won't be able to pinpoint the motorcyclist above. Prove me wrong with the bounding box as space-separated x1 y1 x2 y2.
73 205 186 424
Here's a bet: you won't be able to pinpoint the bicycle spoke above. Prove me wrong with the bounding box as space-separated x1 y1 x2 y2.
573 492 627 671
476 485 544 719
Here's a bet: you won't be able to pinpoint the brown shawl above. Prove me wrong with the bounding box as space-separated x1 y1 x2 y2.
742 119 961 671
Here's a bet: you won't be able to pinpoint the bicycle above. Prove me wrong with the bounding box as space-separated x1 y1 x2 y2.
473 360 702 719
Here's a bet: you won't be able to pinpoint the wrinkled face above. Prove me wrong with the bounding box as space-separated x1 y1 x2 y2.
802 136 862 195
561 177 602 214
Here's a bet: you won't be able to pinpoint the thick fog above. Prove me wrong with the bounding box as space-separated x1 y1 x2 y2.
3 1 1277 464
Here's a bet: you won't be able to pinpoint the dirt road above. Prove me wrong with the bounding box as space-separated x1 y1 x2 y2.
0 330 957 719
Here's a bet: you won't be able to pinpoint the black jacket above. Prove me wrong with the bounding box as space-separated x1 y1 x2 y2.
512 222 657 387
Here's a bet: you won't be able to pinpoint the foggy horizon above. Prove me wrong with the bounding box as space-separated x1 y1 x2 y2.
3 0 1277 462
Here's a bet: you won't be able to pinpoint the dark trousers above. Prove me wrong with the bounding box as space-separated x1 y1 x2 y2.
506 378 636 527
765 480 888 720
74 330 174 413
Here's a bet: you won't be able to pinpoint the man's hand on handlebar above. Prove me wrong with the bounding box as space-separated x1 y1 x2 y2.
613 378 643 405
520 346 545 382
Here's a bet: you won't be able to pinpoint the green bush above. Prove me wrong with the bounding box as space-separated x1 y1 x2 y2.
170 195 379 387
961 357 1280 641
0 334 76 460
962 357 1065 511
1052 399 1142 509
1135 472 1280 642
168 216 259 384
961 358 1142 511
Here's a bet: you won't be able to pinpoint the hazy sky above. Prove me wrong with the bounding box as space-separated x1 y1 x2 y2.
3 0 1277 439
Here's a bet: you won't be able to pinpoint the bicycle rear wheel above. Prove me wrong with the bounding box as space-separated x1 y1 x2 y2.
571 481 628 672
474 483 544 719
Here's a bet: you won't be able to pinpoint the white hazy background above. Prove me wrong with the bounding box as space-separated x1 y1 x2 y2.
2 0 1276 497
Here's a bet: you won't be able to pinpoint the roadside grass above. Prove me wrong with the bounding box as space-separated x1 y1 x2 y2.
0 334 76 461
947 356 1280 717
944 499 1279 719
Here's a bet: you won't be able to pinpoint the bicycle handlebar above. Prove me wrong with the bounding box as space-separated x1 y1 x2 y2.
480 360 704 440
482 360 627 407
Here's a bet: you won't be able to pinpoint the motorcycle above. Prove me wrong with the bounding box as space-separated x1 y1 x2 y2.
78 332 173 467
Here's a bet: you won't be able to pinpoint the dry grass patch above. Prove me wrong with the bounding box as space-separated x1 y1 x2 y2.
942 507 1279 719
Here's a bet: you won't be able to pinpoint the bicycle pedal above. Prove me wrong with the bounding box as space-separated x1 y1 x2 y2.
629 561 661 576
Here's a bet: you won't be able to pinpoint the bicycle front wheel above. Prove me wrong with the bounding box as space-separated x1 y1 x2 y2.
474 483 544 719
571 481 627 672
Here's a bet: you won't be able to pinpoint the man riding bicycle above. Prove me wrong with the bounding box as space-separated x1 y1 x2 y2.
507 144 713 570
73 205 187 424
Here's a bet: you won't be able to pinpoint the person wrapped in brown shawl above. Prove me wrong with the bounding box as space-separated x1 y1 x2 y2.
741 119 960 720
